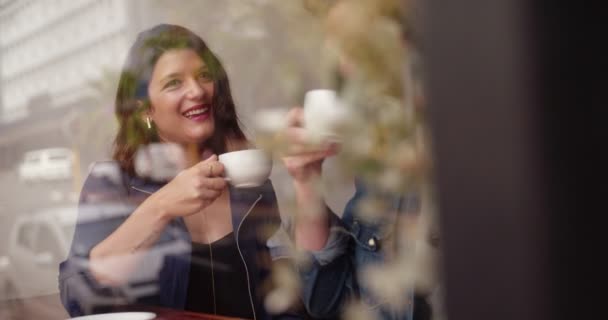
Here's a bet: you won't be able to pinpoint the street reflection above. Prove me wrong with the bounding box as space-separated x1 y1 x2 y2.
0 1 438 320
0 0 326 305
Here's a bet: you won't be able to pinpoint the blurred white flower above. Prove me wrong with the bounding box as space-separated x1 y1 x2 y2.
265 262 301 314
265 287 297 314
134 143 186 181
345 126 375 157
377 168 404 192
253 108 289 133
390 142 418 173
342 301 380 320
377 97 406 125
362 260 415 313
355 195 390 222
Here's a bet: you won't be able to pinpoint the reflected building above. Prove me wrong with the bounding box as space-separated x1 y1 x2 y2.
0 0 136 169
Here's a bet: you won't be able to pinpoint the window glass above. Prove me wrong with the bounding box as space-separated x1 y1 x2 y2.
34 224 63 263
17 222 36 251
0 2 439 318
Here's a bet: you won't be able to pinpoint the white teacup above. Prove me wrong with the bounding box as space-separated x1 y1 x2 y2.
303 89 348 143
218 149 272 188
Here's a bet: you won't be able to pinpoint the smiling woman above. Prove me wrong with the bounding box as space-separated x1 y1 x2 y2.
58 24 300 320
147 49 216 145
112 24 246 175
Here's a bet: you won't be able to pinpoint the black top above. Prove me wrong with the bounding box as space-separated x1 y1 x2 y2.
185 232 254 319
60 162 293 319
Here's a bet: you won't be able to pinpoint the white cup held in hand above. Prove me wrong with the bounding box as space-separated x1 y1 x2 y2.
303 89 348 143
218 149 272 188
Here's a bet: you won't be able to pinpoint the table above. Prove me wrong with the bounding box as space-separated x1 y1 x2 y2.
0 293 243 319
149 307 242 319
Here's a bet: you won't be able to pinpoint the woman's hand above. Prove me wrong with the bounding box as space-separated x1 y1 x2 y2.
151 154 227 219
281 107 339 184
88 155 226 285
281 107 338 251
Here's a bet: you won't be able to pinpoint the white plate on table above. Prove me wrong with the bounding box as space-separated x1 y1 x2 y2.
68 312 156 320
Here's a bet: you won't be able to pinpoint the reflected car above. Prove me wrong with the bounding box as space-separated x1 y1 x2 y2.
0 255 15 300
18 148 75 182
0 202 190 312
62 220 190 314
1 202 190 313
79 161 124 204
1 206 77 299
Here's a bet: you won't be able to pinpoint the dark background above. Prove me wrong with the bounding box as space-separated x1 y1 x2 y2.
426 0 606 319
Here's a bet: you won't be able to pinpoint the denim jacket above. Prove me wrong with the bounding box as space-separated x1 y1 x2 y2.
274 180 418 319
58 161 300 319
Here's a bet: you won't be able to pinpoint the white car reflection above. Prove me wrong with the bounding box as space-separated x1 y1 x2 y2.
1 206 76 300
1 203 190 314
0 255 16 301
18 148 74 183
63 202 190 314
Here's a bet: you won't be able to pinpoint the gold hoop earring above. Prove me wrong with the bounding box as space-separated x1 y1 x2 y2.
146 117 152 129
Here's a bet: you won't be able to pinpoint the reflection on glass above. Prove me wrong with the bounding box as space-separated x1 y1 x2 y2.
1 1 441 320
57 24 294 320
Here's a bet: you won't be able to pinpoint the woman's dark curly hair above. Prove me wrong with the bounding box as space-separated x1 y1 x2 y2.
112 24 245 175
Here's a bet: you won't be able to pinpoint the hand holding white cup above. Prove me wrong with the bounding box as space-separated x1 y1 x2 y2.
219 149 272 188
303 89 348 144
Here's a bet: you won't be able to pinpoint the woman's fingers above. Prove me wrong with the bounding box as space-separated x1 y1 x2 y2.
195 154 218 177
209 161 224 177
283 127 315 154
193 155 226 178
163 155 228 217
283 150 330 169
285 107 305 127
283 127 341 155
284 139 340 158
195 158 226 199
203 176 228 191
198 188 222 201
282 109 341 156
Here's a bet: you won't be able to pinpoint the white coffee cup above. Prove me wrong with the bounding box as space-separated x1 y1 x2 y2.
303 89 348 142
218 149 272 188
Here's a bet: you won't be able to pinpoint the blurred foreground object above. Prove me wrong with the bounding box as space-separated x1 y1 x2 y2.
134 143 186 182
266 0 441 319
